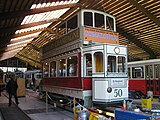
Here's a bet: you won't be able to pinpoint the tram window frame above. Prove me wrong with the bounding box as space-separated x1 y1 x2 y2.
94 52 104 73
154 64 160 79
118 56 126 73
50 61 56 77
58 59 66 77
84 53 92 77
145 65 153 79
107 55 116 72
43 62 49 78
132 66 144 78
67 15 78 32
106 16 114 31
95 13 105 29
84 12 93 27
128 67 131 78
67 56 78 77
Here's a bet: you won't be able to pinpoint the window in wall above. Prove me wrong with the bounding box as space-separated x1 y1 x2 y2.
107 56 116 72
106 16 114 31
94 52 103 72
84 12 93 27
118 56 126 72
145 65 153 79
95 13 104 29
58 59 66 77
67 15 78 32
85 53 92 76
67 56 78 76
132 67 144 78
50 61 56 77
43 63 49 78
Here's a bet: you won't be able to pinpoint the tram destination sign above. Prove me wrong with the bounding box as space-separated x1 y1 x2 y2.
83 27 119 44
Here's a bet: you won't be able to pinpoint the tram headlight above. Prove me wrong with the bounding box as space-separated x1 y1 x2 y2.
114 47 120 54
107 87 112 93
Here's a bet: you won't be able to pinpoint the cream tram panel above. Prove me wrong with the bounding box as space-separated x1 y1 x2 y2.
106 44 127 55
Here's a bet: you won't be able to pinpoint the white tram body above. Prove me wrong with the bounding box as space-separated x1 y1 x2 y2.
82 44 128 103
41 9 128 107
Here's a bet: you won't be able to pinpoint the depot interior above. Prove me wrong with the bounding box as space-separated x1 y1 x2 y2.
0 0 160 118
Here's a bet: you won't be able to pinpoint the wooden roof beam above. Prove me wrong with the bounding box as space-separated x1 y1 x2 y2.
28 44 40 51
117 26 156 59
127 0 160 26
0 18 58 34
0 28 44 48
16 53 40 65
0 3 79 20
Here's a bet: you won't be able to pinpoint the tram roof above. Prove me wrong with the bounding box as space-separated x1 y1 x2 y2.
0 0 160 68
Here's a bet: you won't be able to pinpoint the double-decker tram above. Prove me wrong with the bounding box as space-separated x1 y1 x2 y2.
128 59 160 96
41 9 128 107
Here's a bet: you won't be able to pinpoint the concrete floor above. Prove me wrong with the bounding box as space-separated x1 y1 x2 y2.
0 90 74 120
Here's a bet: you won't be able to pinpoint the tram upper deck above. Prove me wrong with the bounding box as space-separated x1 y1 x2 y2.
42 9 119 59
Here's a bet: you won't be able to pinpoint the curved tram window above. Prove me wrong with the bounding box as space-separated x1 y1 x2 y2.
95 13 104 29
94 52 104 72
84 12 93 27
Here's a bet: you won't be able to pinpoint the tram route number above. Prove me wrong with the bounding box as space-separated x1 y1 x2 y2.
114 89 122 97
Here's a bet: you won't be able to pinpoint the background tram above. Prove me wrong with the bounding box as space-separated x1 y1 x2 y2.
128 59 160 96
41 9 128 107
24 70 42 89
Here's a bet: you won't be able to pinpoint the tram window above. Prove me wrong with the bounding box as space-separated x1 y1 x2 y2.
50 61 56 77
94 52 104 72
95 13 104 29
118 56 126 72
43 63 49 78
132 67 144 78
157 87 159 91
106 16 114 31
67 56 78 76
84 12 93 27
154 65 160 78
145 65 153 79
107 56 116 72
156 80 158 85
67 15 78 32
84 54 92 76
58 59 66 77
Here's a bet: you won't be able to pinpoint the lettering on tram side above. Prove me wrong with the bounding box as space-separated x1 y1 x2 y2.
43 28 80 53
83 27 119 44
